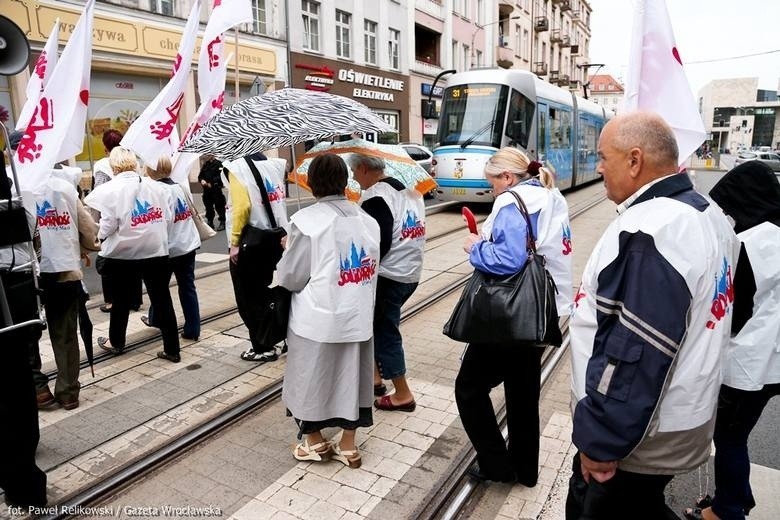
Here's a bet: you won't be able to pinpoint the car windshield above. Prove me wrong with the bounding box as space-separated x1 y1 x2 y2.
437 84 508 147
739 152 757 159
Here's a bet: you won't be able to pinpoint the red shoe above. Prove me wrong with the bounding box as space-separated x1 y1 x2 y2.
374 395 416 412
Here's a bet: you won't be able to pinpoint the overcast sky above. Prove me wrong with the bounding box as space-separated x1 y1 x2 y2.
588 0 780 96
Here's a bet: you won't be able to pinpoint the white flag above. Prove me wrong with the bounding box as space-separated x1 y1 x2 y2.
171 54 231 184
623 0 706 164
121 1 201 167
16 19 60 131
15 0 94 191
198 0 252 101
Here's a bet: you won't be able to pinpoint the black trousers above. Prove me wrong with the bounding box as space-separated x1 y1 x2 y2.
202 188 226 225
104 257 179 355
229 256 273 352
96 255 141 307
566 452 677 520
454 342 543 484
0 271 47 506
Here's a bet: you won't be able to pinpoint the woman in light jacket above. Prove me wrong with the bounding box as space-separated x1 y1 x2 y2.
454 147 572 485
142 156 202 341
278 153 380 469
84 148 181 362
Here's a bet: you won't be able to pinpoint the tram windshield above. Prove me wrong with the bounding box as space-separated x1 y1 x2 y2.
437 84 508 148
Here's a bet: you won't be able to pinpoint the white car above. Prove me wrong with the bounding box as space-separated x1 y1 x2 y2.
734 151 780 172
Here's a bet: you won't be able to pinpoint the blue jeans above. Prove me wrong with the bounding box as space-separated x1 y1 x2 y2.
712 383 780 520
374 277 417 380
149 250 200 339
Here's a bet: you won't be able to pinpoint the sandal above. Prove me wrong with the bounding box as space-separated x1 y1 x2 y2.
683 495 714 520
240 348 279 362
292 439 332 462
331 442 362 468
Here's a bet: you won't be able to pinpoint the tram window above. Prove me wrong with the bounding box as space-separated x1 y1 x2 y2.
548 106 571 148
505 90 534 148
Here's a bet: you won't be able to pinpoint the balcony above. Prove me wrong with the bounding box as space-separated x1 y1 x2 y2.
549 70 559 82
498 1 514 17
496 45 514 68
550 29 562 43
558 73 570 85
559 0 571 11
411 59 443 77
415 0 444 19
568 80 580 91
533 62 548 76
534 16 549 32
561 34 571 47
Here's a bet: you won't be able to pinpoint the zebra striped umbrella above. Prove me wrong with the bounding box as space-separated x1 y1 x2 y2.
179 88 394 161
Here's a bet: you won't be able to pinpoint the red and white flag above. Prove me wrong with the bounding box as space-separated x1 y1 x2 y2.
121 0 201 168
623 0 706 164
15 0 94 191
16 19 60 131
198 0 252 101
171 53 230 184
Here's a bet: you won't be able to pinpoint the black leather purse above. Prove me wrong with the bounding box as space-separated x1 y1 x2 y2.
239 157 287 270
443 190 562 347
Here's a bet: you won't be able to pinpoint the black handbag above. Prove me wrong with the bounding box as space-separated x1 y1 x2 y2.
443 190 562 347
239 157 287 269
256 285 292 347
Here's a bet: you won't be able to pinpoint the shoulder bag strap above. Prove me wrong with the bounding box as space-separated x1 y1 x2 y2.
507 189 536 254
243 157 278 228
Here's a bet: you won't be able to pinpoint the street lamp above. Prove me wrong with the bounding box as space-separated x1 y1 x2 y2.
576 63 605 99
471 15 522 68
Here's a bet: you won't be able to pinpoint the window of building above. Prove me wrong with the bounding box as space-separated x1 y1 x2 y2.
463 44 470 70
476 49 483 66
247 0 267 35
335 10 351 58
364 20 377 64
522 29 530 60
152 0 174 16
476 0 484 24
452 41 459 70
388 28 400 70
302 0 320 52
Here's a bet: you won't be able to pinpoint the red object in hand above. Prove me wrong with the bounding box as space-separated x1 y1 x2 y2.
462 206 477 234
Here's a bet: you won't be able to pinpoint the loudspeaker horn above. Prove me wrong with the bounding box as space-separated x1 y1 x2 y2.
0 15 30 76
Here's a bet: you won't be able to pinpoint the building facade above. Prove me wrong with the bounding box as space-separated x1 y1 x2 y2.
698 78 780 152
4 0 288 174
587 74 622 114
408 0 593 147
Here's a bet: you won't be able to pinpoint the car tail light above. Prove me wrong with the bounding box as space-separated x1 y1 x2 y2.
431 158 437 166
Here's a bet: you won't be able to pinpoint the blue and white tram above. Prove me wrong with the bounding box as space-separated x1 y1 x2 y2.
431 69 611 203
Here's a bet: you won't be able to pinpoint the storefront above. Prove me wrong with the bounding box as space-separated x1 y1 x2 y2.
289 52 410 145
5 0 282 174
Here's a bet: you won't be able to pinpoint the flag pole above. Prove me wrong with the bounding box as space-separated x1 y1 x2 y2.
234 28 240 101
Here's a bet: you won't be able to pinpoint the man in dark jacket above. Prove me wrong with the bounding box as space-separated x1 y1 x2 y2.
197 155 226 231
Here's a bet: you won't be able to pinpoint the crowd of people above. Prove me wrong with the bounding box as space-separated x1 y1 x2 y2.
2 112 778 519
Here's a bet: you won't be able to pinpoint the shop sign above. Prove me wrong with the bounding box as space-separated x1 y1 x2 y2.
338 69 405 91
115 82 134 89
421 83 444 98
296 64 335 92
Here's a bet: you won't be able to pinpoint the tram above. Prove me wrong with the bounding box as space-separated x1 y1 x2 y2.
431 69 611 203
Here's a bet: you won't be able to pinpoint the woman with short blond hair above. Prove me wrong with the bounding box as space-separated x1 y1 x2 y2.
84 148 181 362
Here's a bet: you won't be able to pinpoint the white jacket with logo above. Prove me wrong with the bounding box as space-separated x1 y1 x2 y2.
359 181 425 283
284 200 380 344
84 171 171 260
570 175 739 474
157 179 201 258
31 170 81 273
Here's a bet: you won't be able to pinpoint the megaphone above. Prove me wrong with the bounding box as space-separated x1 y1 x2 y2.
0 15 30 76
